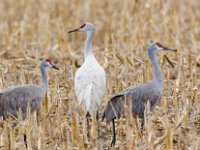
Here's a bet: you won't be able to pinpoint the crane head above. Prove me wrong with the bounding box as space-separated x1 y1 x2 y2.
40 59 59 70
148 42 177 52
68 22 96 33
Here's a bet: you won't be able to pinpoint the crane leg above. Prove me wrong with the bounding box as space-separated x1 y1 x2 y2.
86 112 91 140
111 119 116 147
96 110 100 138
141 116 145 135
24 134 28 149
140 116 145 145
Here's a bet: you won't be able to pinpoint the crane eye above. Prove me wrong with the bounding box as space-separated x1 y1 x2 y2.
80 23 86 29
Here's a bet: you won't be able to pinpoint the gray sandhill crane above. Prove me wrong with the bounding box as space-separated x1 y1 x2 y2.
0 59 59 148
102 42 177 146
68 22 106 137
0 58 59 119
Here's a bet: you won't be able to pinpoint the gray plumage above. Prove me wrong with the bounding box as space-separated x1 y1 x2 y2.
103 81 161 121
0 59 59 120
0 85 44 119
102 42 177 146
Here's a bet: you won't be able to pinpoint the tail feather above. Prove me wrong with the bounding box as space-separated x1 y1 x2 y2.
102 95 124 122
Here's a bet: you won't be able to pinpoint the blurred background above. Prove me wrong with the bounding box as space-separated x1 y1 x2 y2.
0 0 199 149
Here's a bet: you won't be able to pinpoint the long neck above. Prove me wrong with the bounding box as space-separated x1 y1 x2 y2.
148 50 163 84
40 67 48 92
84 31 95 60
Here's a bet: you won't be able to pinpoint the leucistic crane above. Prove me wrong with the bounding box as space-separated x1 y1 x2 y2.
0 59 59 120
102 42 177 146
68 22 106 136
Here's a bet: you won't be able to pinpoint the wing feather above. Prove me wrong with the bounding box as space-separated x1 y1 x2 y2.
103 81 161 121
0 85 45 119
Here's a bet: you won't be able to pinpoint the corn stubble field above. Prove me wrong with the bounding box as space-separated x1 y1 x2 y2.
0 0 200 149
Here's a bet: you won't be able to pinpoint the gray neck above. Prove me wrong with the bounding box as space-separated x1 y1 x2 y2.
84 31 95 60
148 49 163 84
40 67 48 92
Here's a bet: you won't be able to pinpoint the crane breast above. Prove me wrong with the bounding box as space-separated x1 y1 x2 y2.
74 62 106 114
130 84 161 113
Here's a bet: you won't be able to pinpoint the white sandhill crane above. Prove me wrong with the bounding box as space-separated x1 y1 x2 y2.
102 42 177 146
0 59 59 120
68 22 106 137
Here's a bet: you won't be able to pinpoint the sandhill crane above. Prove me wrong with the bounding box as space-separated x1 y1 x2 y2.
68 22 106 137
0 59 58 148
0 59 59 120
102 42 177 146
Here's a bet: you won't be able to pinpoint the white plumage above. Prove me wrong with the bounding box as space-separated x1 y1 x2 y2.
75 56 106 115
69 22 106 116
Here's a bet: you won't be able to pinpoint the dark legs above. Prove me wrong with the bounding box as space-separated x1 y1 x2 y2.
86 112 91 118
86 111 100 140
141 116 145 135
24 134 28 149
86 112 91 139
96 110 99 121
111 119 116 147
96 110 100 138
109 116 144 147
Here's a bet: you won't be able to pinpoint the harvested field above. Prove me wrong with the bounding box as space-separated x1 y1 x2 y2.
0 0 199 149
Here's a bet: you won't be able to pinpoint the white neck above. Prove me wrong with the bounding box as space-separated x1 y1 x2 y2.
84 31 95 60
40 67 48 92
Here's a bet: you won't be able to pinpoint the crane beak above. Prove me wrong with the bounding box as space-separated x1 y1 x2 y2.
68 28 79 33
163 47 177 52
51 65 59 70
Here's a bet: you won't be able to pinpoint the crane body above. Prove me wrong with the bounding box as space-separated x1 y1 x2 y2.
68 22 106 139
103 42 176 146
0 59 59 148
75 55 106 115
69 22 106 116
0 59 59 119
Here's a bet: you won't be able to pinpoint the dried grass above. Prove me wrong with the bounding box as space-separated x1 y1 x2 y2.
0 0 200 149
